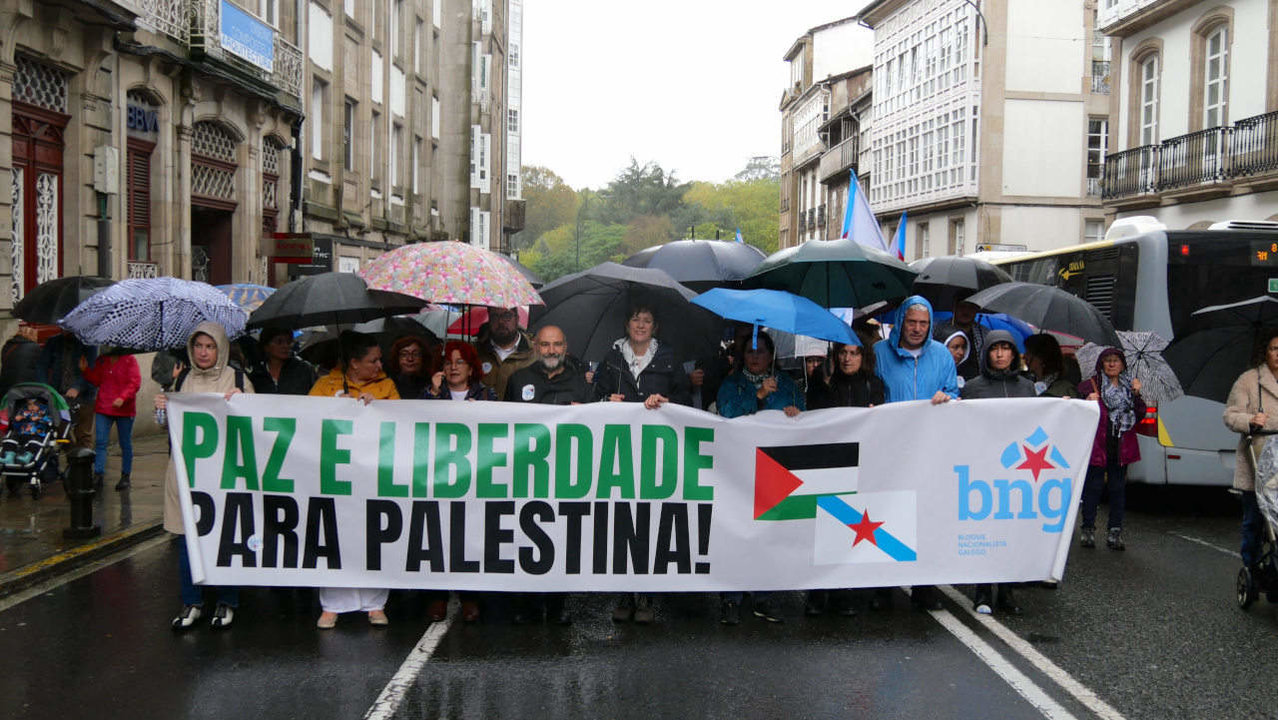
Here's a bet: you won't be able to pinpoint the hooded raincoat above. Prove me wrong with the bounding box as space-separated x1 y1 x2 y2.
873 295 960 403
960 330 1037 399
162 322 255 535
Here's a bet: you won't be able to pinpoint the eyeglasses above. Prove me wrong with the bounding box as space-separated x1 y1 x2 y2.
398 350 422 358
444 358 470 367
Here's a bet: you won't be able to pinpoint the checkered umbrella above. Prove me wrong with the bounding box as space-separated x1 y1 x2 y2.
58 277 247 350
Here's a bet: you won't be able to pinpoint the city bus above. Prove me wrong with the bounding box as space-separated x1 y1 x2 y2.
993 224 1278 487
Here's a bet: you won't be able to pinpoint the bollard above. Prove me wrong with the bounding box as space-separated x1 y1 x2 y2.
64 447 101 539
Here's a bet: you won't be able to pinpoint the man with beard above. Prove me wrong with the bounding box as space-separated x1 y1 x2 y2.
504 325 591 624
475 306 535 400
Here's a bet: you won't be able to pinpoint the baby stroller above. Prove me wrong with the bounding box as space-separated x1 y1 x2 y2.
0 383 72 499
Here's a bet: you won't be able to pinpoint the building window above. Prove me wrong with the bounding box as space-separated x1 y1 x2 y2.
1139 55 1159 146
507 173 518 197
391 124 402 187
258 0 278 25
127 138 153 262
343 99 355 171
311 79 326 160
1085 219 1105 243
948 217 964 256
345 0 354 18
507 108 518 134
1203 25 1228 129
1087 118 1107 196
415 19 423 73
391 0 402 58
371 110 381 185
412 136 421 194
916 222 929 260
432 0 440 28
431 95 440 141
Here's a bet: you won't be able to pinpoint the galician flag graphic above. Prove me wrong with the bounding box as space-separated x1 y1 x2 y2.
754 441 918 564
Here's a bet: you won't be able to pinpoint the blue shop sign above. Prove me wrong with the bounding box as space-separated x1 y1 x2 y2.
220 0 274 73
127 104 159 134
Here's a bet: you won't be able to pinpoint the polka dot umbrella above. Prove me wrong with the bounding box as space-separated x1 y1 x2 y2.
58 277 247 350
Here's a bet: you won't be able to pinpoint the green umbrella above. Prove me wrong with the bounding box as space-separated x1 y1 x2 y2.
743 237 917 308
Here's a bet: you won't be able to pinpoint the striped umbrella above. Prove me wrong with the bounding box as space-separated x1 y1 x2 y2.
58 277 246 350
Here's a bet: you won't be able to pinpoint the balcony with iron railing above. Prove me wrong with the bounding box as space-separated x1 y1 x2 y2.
1097 0 1177 34
1102 111 1278 202
819 136 859 183
137 0 303 99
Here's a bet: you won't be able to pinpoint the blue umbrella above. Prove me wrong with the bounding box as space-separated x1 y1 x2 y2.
692 288 858 347
59 277 247 350
216 283 275 312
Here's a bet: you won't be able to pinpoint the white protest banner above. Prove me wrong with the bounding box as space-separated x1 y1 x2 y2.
169 394 1099 591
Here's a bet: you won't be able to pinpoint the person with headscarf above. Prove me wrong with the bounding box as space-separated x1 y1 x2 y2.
155 321 252 631
1077 347 1143 551
942 331 969 391
309 331 399 629
1223 328 1278 574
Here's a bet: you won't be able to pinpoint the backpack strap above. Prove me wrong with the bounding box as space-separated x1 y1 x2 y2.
173 367 191 393
235 368 245 392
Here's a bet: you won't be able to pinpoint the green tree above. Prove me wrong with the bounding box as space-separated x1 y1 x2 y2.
513 166 580 251
681 178 780 253
595 158 687 226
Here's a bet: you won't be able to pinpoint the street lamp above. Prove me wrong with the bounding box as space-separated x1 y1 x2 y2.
960 0 990 47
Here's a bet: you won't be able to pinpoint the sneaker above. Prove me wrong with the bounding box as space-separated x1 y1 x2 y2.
804 592 825 616
171 604 203 632
611 597 633 623
720 600 741 625
210 602 234 630
1106 528 1125 551
633 596 654 625
316 611 338 629
115 473 131 491
752 599 783 623
426 600 448 622
973 588 993 615
1079 526 1096 549
368 610 389 626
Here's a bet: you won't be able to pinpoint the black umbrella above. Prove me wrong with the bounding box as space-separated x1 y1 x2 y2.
1164 296 1278 402
910 256 1013 310
15 276 115 324
529 262 722 364
247 272 426 329
743 237 916 308
622 239 767 293
298 316 441 367
965 282 1120 346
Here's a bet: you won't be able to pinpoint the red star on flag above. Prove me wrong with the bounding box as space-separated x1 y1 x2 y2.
848 511 885 547
1017 445 1055 482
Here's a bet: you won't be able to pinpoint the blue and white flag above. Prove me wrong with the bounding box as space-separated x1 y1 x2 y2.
840 171 887 251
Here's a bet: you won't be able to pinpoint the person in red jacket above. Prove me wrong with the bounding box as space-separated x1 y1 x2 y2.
80 349 141 490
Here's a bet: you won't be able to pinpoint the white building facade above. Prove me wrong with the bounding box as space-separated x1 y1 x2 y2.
860 0 1112 258
1100 0 1278 228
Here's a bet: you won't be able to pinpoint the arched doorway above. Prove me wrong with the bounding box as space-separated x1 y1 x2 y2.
190 121 239 284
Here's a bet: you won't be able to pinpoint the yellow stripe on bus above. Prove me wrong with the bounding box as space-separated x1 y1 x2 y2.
1157 417 1174 447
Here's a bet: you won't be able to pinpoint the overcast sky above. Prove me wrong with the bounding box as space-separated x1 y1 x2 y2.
521 0 860 190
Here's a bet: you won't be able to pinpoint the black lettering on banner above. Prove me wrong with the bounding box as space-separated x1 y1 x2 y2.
592 501 609 574
696 503 712 574
653 503 691 574
449 501 480 572
192 491 216 536
262 494 300 569
518 501 555 575
406 501 444 572
613 503 650 575
303 497 342 569
558 502 589 575
483 501 515 573
217 492 257 568
366 500 403 571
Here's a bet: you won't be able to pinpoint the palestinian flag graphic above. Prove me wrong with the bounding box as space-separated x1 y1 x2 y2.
754 442 860 520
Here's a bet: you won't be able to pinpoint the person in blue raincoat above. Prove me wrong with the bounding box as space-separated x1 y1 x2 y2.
871 295 958 612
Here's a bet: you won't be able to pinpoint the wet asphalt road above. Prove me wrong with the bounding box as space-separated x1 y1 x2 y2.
1 485 1275 720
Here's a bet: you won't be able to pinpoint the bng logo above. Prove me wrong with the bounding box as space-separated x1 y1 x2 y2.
955 427 1072 533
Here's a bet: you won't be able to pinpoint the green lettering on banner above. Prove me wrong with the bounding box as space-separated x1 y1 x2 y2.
320 419 354 496
512 423 550 498
475 423 510 498
555 424 593 499
640 425 678 500
683 426 715 501
261 417 296 493
411 422 431 498
378 421 408 497
433 423 472 498
181 411 218 488
220 415 260 490
596 424 635 499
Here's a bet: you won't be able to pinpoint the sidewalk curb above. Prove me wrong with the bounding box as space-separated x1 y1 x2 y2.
0 520 166 598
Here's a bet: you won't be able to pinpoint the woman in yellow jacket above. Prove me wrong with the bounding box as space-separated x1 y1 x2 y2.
309 331 399 629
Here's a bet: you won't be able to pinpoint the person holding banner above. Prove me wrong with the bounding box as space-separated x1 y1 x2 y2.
505 325 591 625
960 330 1037 615
386 335 436 400
249 326 316 396
156 321 253 631
873 295 958 612
309 331 399 629
421 340 495 623
717 329 804 624
595 305 690 624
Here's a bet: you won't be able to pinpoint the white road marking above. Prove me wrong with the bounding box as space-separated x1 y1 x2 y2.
938 585 1128 720
364 607 455 720
928 606 1079 720
1168 532 1241 559
0 535 170 614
